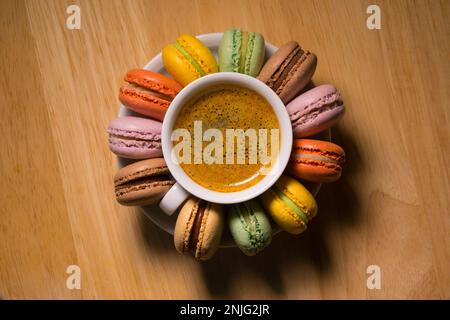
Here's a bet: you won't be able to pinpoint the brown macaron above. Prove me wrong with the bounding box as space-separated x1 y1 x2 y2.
257 41 317 104
114 158 174 206
174 197 224 261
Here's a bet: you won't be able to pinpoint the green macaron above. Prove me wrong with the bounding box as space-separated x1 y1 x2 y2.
219 28 265 77
228 199 272 256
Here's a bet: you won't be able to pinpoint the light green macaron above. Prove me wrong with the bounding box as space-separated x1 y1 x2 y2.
219 28 265 77
228 199 272 256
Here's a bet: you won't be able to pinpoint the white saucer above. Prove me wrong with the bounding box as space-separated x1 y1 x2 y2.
116 33 323 248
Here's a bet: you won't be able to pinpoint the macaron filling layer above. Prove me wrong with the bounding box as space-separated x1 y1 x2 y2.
108 138 161 151
237 31 259 74
108 132 161 149
238 31 248 73
108 125 161 150
107 127 161 141
176 35 216 74
231 29 242 73
295 100 343 126
267 44 304 90
114 165 169 185
188 201 207 252
115 175 173 197
289 91 344 127
123 83 173 101
243 32 257 74
271 186 309 224
291 152 339 164
124 70 181 98
235 203 267 252
173 42 206 77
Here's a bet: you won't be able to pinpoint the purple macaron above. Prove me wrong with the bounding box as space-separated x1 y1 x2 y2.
286 84 345 138
108 116 162 159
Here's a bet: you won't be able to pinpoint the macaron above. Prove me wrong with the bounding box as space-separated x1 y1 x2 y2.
174 197 224 260
260 174 317 235
257 41 317 104
119 69 182 121
108 116 162 159
286 84 345 138
114 158 174 206
162 34 218 86
288 139 345 183
219 28 265 77
228 199 272 256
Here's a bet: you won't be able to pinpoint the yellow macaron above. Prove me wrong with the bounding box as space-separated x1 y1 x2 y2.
162 34 218 86
260 174 318 234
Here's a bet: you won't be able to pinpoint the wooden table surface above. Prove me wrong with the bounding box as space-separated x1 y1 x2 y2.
0 0 449 299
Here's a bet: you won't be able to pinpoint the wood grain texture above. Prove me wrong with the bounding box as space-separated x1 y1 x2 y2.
0 0 448 299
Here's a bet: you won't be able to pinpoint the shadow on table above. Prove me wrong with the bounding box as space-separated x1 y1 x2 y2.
137 124 363 298
137 209 176 255
199 124 363 297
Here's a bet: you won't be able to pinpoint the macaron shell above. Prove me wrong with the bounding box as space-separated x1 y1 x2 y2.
173 198 224 260
174 197 198 255
277 52 317 104
195 203 224 260
116 183 172 206
108 116 162 137
114 158 168 184
288 162 341 183
124 69 182 98
228 199 272 256
119 69 182 121
176 34 218 74
162 45 201 87
275 175 318 220
163 34 218 86
288 139 345 183
108 140 162 159
287 84 345 137
257 41 317 104
218 29 239 72
119 87 169 121
108 116 162 159
260 190 307 235
293 108 343 138
114 158 173 206
245 32 265 76
219 29 265 76
257 41 299 83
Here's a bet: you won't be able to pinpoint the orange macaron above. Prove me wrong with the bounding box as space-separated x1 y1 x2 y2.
287 139 345 183
119 69 182 121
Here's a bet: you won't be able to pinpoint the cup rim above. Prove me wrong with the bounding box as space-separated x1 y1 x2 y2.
161 72 293 204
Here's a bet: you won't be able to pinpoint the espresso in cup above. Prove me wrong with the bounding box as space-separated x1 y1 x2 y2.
172 85 280 192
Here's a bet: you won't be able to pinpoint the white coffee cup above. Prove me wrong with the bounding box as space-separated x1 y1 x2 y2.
159 72 293 215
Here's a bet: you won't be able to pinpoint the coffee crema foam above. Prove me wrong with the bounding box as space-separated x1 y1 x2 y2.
172 85 280 192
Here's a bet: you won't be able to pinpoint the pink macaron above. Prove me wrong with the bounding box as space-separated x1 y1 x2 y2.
286 84 345 138
108 116 162 159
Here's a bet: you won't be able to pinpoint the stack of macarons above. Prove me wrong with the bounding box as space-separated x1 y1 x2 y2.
107 28 347 260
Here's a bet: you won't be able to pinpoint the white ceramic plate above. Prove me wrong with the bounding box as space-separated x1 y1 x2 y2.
117 33 324 248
